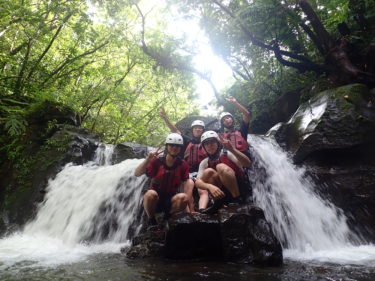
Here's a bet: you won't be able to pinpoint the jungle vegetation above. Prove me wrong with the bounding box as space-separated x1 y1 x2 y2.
1 0 375 147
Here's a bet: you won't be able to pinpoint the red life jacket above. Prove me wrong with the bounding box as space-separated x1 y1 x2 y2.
207 152 245 179
184 142 207 172
222 130 249 153
148 157 189 196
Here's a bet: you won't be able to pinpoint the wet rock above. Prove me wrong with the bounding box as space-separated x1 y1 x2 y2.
112 142 148 164
126 205 283 266
272 84 375 163
164 212 221 259
249 88 302 134
270 83 375 242
0 108 100 236
125 229 166 259
219 205 283 265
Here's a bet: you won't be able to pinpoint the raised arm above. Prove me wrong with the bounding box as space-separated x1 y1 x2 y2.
226 96 251 124
159 107 181 134
134 151 160 177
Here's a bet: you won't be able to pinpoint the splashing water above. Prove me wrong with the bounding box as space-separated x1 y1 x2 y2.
0 146 147 269
250 135 352 250
249 135 375 263
1 139 375 270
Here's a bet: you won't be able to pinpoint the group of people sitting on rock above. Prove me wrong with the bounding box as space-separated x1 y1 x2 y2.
134 96 252 229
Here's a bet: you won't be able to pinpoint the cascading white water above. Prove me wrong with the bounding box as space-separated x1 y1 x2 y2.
249 135 357 251
0 145 148 268
249 135 375 264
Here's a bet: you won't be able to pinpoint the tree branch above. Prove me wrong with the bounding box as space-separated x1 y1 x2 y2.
41 40 109 87
134 3 224 105
212 0 324 73
26 11 74 81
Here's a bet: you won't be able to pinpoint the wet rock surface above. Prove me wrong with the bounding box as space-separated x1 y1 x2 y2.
271 83 375 242
125 205 283 266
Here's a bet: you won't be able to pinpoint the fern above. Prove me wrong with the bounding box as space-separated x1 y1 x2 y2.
4 117 27 136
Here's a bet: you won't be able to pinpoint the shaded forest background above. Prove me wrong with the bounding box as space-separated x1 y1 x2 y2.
1 0 375 152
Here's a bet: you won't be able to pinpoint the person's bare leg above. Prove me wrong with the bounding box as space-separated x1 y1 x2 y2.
143 190 159 219
200 168 222 187
170 193 188 213
216 164 240 198
198 188 209 209
184 179 195 213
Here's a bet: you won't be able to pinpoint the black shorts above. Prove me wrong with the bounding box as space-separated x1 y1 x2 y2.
156 193 174 214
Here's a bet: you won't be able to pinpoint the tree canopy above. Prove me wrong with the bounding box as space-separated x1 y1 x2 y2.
169 0 375 123
1 0 375 146
0 0 200 146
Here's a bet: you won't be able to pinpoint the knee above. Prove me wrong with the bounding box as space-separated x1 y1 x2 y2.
144 190 159 202
216 163 235 176
202 168 217 179
173 193 188 205
186 179 194 189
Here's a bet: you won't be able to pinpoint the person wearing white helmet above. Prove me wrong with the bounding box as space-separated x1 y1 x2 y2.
219 96 251 159
134 133 189 229
195 130 251 214
159 107 209 213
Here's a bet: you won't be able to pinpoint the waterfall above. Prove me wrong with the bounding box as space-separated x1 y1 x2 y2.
24 147 147 245
0 144 148 268
1 139 375 268
249 135 359 251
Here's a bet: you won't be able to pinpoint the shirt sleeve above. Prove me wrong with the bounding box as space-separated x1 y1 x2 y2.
239 120 249 140
180 160 189 181
145 159 159 178
197 158 208 178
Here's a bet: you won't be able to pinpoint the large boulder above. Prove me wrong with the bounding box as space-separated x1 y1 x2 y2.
270 83 375 241
273 84 375 163
124 205 283 266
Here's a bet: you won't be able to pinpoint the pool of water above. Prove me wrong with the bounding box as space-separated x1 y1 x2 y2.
1 253 375 281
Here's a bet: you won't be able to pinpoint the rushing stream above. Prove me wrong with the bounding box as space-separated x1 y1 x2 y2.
1 138 375 281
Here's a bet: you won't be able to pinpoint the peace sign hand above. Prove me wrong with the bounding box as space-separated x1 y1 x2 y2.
147 147 164 161
219 134 234 152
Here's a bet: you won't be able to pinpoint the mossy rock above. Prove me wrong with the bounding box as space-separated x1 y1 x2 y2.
273 84 375 163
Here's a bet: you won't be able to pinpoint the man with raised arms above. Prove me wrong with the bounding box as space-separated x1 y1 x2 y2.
220 96 251 159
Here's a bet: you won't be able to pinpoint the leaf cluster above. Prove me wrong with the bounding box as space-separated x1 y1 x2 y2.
0 0 200 147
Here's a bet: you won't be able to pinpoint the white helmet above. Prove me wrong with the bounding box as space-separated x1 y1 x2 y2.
165 133 183 146
219 112 233 122
201 130 219 144
191 120 205 129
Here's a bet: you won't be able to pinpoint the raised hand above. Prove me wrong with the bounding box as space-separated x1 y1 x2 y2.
226 96 237 104
219 134 233 151
147 147 164 161
159 107 167 119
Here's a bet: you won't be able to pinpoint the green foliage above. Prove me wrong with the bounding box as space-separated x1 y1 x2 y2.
172 0 375 125
0 0 199 146
4 117 27 136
